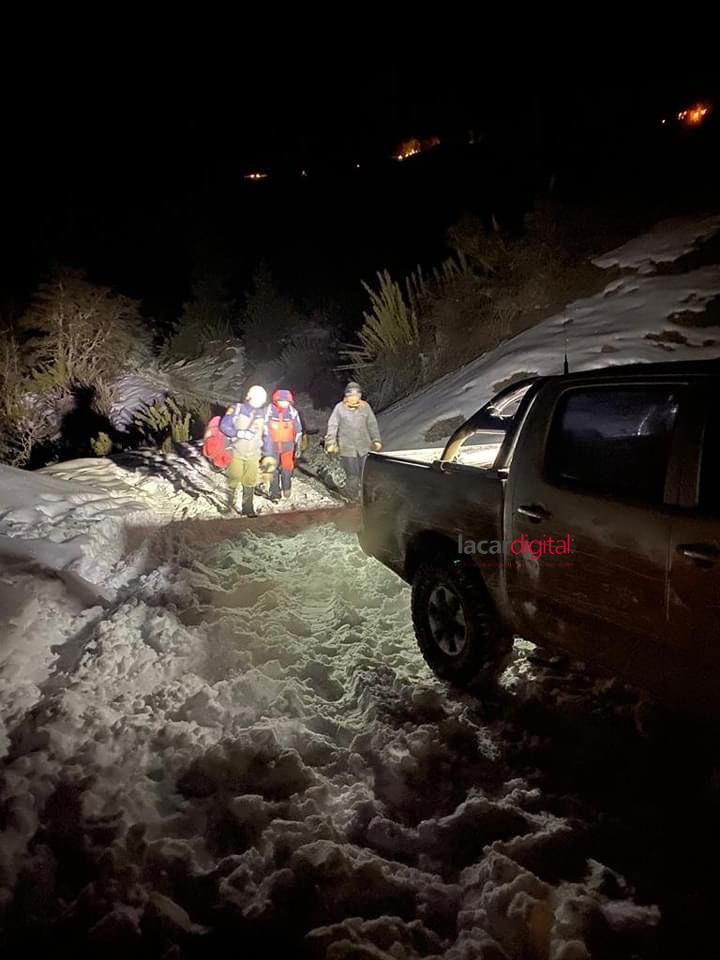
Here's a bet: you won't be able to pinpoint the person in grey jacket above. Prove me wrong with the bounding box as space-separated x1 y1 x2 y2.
324 382 382 498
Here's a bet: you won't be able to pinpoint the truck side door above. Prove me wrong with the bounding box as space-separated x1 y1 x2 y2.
505 381 684 700
667 390 720 717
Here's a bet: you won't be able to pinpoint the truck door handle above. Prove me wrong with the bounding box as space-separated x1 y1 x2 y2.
677 543 720 567
516 504 552 523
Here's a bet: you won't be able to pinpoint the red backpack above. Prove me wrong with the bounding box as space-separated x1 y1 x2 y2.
202 415 232 468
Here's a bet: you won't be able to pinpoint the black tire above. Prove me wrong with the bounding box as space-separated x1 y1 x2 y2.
411 560 513 689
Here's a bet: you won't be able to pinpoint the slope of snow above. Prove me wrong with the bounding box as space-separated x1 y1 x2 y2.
593 213 720 271
381 266 720 451
0 464 147 759
380 215 720 451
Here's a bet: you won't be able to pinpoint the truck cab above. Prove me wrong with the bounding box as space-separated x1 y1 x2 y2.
360 361 720 719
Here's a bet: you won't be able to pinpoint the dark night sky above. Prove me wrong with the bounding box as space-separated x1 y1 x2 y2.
13 50 713 189
3 40 719 317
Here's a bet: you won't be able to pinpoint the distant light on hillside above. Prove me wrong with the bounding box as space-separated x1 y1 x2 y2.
677 103 711 126
393 136 440 162
244 172 268 181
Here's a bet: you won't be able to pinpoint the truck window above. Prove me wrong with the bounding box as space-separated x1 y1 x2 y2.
443 381 534 466
546 386 680 505
482 382 532 425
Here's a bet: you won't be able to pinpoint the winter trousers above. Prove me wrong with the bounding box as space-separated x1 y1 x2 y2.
227 453 259 489
340 454 367 499
270 467 293 499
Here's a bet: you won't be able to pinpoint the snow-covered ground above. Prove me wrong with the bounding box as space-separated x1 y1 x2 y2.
0 461 673 958
593 212 720 271
380 213 720 451
2 216 720 957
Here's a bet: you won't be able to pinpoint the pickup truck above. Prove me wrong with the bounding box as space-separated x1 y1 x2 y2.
359 360 720 719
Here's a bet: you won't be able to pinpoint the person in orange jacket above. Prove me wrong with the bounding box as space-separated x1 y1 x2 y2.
263 389 303 502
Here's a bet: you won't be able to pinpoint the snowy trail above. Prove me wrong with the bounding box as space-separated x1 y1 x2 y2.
1 508 679 958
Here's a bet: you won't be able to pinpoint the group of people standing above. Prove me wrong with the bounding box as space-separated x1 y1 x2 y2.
219 386 302 517
215 381 382 516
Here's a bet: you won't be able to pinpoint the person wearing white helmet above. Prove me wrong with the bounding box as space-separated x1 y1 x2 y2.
219 385 268 516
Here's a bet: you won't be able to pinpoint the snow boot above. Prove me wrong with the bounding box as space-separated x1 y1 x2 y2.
241 485 258 518
225 487 240 514
344 479 359 501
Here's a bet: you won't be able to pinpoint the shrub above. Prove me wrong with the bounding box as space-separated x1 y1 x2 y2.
20 266 152 385
339 255 477 408
164 277 237 361
242 262 304 361
133 397 191 451
338 270 421 407
159 341 246 411
280 335 336 395
0 331 83 467
90 432 113 456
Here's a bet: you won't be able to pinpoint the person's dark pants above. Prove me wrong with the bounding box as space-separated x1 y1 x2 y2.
270 467 293 499
340 454 367 498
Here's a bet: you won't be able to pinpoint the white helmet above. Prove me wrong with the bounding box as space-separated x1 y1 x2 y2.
246 385 267 407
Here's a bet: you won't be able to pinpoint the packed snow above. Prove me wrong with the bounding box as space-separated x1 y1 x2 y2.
0 462 672 958
593 213 720 271
2 216 720 957
380 213 720 451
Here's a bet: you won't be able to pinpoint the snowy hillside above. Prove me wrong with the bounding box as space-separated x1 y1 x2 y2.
380 213 720 450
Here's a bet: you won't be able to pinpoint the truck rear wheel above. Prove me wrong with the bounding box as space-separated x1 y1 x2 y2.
411 560 512 689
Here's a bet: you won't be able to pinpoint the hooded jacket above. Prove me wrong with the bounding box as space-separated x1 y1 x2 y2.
326 399 381 458
263 401 303 457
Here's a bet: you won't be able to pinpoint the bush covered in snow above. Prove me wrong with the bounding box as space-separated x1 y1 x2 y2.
0 268 153 466
0 269 251 467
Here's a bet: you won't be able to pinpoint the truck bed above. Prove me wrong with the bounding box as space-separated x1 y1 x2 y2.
382 436 503 469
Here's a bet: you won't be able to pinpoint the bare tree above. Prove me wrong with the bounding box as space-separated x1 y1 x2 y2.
20 266 152 385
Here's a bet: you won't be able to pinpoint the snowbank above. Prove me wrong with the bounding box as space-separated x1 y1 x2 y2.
380 214 720 450
0 449 339 764
0 464 146 758
593 213 720 271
